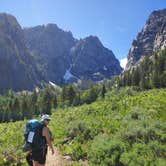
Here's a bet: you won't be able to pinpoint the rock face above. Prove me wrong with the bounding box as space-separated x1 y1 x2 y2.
0 13 41 92
70 36 122 81
23 24 77 85
23 25 122 84
0 13 122 92
126 9 166 70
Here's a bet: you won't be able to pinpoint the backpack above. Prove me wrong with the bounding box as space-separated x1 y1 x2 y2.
22 119 43 152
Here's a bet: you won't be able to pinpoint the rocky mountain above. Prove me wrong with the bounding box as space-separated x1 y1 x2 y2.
126 9 166 70
70 36 122 81
0 13 42 92
23 24 77 85
23 24 122 84
0 13 122 92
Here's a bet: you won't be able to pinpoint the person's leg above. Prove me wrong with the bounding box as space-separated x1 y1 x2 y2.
26 152 33 166
33 161 45 166
33 160 40 166
32 146 47 166
38 146 47 166
32 148 41 166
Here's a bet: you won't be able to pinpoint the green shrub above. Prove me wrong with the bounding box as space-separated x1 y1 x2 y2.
65 143 86 161
88 134 126 165
120 142 166 166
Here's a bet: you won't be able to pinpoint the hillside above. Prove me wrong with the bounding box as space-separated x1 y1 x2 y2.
0 88 165 165
118 49 166 89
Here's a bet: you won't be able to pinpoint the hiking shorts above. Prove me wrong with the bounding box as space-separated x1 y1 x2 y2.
32 146 48 164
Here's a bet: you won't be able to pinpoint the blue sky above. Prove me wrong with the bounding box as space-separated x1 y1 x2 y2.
0 0 165 64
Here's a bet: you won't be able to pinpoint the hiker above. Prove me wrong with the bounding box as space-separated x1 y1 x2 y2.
32 114 54 166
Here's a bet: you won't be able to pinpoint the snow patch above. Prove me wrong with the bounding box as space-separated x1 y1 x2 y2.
93 72 101 75
63 69 75 82
120 58 127 69
103 65 107 70
49 81 57 87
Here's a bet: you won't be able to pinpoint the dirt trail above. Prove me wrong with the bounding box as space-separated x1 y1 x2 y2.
46 147 73 166
46 147 88 166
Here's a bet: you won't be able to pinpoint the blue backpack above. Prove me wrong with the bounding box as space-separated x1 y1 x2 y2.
22 119 42 152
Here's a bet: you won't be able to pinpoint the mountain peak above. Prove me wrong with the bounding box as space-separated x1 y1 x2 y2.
150 9 166 18
125 9 166 70
76 35 103 49
84 35 99 41
45 23 58 28
0 13 21 31
0 12 17 21
84 35 101 44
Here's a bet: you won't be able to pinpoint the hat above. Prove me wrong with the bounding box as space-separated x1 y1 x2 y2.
41 114 51 121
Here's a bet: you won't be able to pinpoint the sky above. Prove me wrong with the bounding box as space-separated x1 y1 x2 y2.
0 0 165 68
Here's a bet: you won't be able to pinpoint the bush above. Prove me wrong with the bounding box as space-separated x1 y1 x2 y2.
88 134 126 165
120 142 166 166
70 143 86 160
67 122 89 139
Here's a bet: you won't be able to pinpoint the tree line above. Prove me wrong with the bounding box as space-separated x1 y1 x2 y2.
0 84 107 122
117 49 166 89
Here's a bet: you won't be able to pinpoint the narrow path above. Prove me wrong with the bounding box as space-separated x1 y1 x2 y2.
46 147 88 166
46 147 73 166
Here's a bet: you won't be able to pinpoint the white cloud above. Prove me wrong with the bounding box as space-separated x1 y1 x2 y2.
120 58 127 69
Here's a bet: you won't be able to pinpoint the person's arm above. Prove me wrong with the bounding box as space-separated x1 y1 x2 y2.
48 129 54 142
43 127 54 155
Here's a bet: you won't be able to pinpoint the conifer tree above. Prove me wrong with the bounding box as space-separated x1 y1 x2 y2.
12 98 20 121
131 68 140 86
101 84 106 98
41 88 53 114
53 95 58 108
68 85 76 105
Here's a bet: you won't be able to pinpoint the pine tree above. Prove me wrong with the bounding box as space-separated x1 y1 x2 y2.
53 95 58 108
101 84 106 98
67 85 76 105
12 98 20 121
21 98 31 119
88 86 98 103
73 92 81 106
152 54 160 88
61 86 67 102
161 70 166 87
131 68 140 86
41 88 53 114
31 90 39 115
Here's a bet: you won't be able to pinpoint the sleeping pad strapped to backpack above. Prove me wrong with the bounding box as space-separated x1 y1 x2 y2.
22 119 46 152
